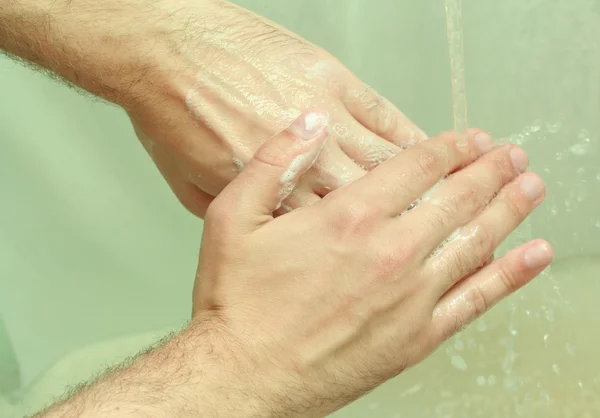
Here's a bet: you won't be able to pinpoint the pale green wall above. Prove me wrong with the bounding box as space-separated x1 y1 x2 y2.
0 60 202 388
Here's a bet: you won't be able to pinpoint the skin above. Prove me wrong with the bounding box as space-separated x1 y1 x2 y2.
34 113 552 417
0 0 426 218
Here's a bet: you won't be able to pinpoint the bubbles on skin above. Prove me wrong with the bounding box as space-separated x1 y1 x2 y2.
185 89 209 127
182 55 380 200
232 158 244 173
363 144 398 167
304 112 328 132
306 60 337 83
314 156 356 187
400 180 444 217
351 134 400 168
280 155 309 185
333 123 350 139
347 86 394 133
429 228 462 259
276 114 329 208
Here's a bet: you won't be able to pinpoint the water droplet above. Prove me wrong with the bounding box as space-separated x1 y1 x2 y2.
541 390 550 404
454 339 465 351
451 355 468 371
441 390 453 399
570 143 589 155
547 122 561 133
552 364 560 375
476 376 487 386
488 375 497 386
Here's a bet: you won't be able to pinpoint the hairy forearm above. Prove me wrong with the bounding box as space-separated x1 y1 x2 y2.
35 319 273 418
0 0 215 107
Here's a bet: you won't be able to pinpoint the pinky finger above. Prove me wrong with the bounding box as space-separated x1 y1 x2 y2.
431 239 553 341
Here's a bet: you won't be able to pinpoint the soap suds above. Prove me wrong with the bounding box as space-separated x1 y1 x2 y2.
232 157 244 172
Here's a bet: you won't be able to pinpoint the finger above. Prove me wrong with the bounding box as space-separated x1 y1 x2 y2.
332 129 494 217
209 110 329 231
333 116 404 170
401 145 529 259
343 83 428 147
449 253 495 291
426 172 546 294
431 240 553 342
273 187 321 216
176 182 215 219
312 140 367 191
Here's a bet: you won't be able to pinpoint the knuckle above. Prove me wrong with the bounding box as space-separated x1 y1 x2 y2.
424 206 453 236
357 86 400 138
435 307 468 340
448 311 467 337
331 199 373 238
450 244 479 278
493 150 513 175
501 189 527 219
413 149 442 180
372 244 403 279
373 104 398 137
438 240 483 280
448 186 482 222
470 225 496 256
465 284 489 319
496 264 522 293
486 150 515 185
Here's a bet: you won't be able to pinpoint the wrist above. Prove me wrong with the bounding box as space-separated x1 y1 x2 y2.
185 313 333 418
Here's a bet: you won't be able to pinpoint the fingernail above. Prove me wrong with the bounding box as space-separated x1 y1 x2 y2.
288 112 329 140
523 242 553 269
510 147 529 174
474 132 494 154
519 174 545 201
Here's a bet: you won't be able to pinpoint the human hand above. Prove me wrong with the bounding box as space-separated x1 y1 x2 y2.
191 111 553 417
1 0 426 218
124 0 427 217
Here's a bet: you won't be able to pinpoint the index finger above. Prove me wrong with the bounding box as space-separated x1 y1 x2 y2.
330 129 494 217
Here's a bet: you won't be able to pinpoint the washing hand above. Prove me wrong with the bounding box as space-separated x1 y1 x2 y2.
37 113 552 417
0 0 426 218
188 113 553 416
128 0 429 217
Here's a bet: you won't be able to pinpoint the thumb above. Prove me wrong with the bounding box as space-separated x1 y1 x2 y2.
210 110 329 231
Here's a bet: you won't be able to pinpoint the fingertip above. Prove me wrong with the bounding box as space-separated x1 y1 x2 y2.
287 109 330 141
472 130 494 154
523 239 554 271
